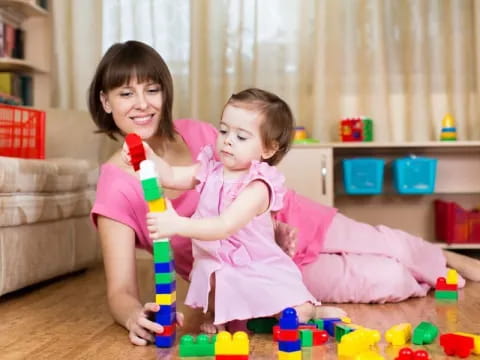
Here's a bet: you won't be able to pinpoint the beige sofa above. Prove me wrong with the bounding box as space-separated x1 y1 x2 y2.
0 108 119 296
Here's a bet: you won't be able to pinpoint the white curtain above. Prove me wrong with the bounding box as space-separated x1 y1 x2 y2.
91 0 480 142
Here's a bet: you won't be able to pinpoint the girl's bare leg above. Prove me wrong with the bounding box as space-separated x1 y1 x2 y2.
443 250 480 281
199 274 226 334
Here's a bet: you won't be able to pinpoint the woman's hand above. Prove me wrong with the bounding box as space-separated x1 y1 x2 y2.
273 219 298 257
126 303 185 346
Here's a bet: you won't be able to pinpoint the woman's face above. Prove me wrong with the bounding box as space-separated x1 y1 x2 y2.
100 77 163 140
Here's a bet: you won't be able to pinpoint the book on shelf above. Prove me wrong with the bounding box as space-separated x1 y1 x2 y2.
0 72 32 105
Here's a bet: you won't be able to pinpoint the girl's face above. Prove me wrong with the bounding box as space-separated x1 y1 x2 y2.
100 77 163 140
217 104 276 171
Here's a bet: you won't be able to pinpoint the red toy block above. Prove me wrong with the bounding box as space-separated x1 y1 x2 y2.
299 325 317 330
395 347 430 360
312 329 328 345
125 133 146 171
215 355 249 360
435 277 458 291
440 333 474 358
157 324 175 336
277 328 299 342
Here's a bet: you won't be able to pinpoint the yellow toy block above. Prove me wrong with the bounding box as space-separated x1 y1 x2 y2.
338 328 381 357
215 331 249 355
355 351 385 360
455 332 480 354
342 316 352 324
148 198 166 212
155 291 176 305
278 350 301 360
446 269 458 285
385 323 412 346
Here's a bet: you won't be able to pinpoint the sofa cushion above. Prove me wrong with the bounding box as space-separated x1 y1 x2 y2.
0 156 97 193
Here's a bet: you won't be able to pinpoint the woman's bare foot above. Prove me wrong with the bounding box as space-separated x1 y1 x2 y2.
443 250 480 282
199 312 226 334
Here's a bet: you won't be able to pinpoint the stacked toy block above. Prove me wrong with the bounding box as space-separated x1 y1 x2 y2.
440 113 457 141
412 321 438 345
277 308 301 360
435 269 458 301
340 117 373 142
126 133 176 347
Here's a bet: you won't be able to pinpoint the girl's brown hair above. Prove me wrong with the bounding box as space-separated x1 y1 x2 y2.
227 88 295 165
87 40 175 141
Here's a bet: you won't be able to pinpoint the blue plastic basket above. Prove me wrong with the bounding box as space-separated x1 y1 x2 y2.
342 158 385 195
393 156 437 194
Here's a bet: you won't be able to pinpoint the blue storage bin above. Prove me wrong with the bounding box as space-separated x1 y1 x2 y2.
393 156 437 194
342 158 385 194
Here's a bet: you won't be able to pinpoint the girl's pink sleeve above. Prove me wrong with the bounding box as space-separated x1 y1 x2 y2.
194 145 216 193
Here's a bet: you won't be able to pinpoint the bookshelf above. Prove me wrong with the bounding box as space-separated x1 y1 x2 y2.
0 0 50 107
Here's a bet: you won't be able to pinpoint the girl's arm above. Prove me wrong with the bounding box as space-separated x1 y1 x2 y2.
147 180 270 241
97 216 171 345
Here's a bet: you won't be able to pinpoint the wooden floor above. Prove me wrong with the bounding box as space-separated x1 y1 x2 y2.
1 258 479 360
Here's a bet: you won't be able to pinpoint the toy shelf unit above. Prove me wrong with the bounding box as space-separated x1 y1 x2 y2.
0 0 50 108
278 141 480 251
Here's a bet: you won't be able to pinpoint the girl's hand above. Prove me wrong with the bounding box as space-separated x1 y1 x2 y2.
273 219 298 257
147 202 184 239
126 303 185 346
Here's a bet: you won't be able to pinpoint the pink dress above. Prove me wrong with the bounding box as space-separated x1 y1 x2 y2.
184 146 317 324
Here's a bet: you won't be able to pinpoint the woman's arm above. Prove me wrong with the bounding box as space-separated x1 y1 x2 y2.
97 216 165 345
147 180 270 241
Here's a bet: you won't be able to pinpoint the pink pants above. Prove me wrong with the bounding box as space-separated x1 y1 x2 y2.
302 213 465 303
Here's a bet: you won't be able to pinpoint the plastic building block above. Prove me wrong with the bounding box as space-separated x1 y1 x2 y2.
394 347 430 360
335 323 356 342
446 269 458 285
355 351 384 360
277 350 301 360
299 329 313 347
337 328 381 357
455 332 480 355
155 272 176 284
215 356 249 360
215 331 249 355
277 329 299 342
385 323 412 346
322 317 342 336
246 317 278 333
435 290 458 300
179 333 216 357
155 291 176 305
278 339 301 352
279 308 298 330
307 319 324 329
435 277 458 291
412 322 438 345
125 133 146 171
440 333 474 358
312 329 328 345
155 335 175 347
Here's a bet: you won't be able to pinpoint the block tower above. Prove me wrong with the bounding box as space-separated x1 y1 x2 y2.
277 308 301 360
435 269 458 301
125 133 176 347
440 113 457 141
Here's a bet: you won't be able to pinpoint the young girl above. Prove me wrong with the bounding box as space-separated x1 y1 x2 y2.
128 88 346 332
90 40 479 345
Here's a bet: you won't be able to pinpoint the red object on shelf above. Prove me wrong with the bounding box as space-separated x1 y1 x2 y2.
434 199 480 244
0 104 45 159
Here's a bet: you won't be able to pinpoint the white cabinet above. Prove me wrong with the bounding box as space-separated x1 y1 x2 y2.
277 146 333 206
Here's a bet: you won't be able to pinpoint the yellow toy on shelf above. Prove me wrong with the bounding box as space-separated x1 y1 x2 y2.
440 113 457 141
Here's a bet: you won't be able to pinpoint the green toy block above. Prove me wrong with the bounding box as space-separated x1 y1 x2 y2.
335 323 354 342
300 329 313 347
307 319 324 330
153 241 173 263
362 118 373 141
246 317 278 333
155 271 176 284
412 321 439 345
179 333 216 357
435 290 458 300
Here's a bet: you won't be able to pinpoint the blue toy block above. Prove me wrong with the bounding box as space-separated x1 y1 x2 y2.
278 339 301 352
279 308 299 330
322 318 341 336
155 334 175 347
154 261 175 273
155 304 176 326
155 282 176 294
